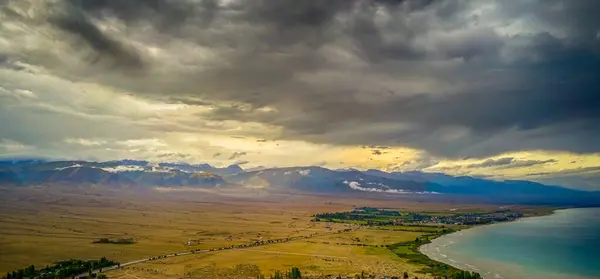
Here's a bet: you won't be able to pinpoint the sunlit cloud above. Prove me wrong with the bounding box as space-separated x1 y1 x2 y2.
0 0 599 189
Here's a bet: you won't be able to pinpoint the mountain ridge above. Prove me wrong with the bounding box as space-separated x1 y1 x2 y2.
1 159 598 206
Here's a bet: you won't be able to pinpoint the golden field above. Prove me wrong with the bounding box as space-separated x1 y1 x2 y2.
105 238 432 279
0 186 507 277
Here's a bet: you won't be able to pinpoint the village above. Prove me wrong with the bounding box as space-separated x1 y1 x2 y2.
400 211 524 226
313 207 524 226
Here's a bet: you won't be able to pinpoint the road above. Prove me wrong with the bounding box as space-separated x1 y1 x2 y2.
243 249 348 259
75 228 355 278
75 251 199 278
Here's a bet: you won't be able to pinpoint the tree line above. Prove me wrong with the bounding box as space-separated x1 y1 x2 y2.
251 267 482 279
3 258 117 279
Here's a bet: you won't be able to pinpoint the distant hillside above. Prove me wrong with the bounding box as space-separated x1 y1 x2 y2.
42 167 136 187
101 160 244 176
1 159 599 206
227 166 434 194
0 168 19 185
0 160 230 188
156 162 243 176
364 169 600 206
118 170 227 188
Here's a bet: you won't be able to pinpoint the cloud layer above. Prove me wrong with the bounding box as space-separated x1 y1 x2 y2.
0 0 599 188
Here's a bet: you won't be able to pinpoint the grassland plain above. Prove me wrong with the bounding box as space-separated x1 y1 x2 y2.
305 229 423 246
103 233 434 279
0 186 522 277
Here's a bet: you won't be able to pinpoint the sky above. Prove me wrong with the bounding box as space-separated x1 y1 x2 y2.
0 0 599 189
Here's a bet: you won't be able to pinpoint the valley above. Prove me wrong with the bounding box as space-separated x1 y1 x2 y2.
0 185 545 278
0 160 581 278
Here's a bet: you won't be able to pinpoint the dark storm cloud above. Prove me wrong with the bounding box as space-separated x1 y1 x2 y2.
3 0 600 158
52 14 145 69
501 0 600 46
64 0 220 30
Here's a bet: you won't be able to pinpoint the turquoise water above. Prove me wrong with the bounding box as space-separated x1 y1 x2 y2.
420 208 600 279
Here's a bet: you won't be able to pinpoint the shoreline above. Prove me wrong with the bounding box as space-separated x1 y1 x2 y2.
417 207 600 279
415 208 560 278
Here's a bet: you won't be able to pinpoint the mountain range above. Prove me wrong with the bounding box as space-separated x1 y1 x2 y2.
1 159 598 206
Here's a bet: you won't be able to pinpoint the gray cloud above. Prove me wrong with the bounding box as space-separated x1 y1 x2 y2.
528 166 600 190
467 157 515 169
0 55 26 71
156 152 192 160
387 154 439 171
498 159 558 169
228 152 247 160
1 0 599 158
51 13 145 70
528 166 600 178
467 157 558 169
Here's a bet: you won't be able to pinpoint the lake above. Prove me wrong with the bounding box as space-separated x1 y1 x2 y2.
420 208 600 279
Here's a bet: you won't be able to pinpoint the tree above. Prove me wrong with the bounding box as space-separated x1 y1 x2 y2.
24 265 35 277
290 267 301 279
270 270 283 279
